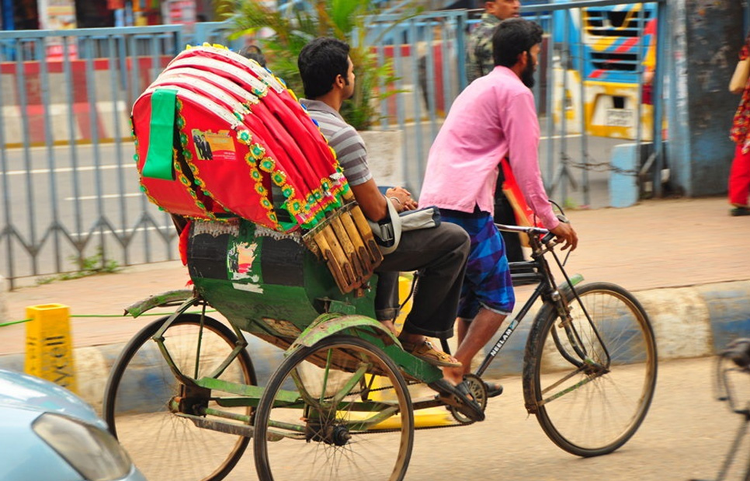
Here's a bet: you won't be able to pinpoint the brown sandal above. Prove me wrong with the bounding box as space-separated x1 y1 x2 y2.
400 339 462 368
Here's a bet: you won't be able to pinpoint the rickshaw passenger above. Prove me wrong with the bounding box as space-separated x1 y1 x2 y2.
298 38 483 417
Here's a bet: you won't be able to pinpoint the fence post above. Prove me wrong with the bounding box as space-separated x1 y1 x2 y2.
0 275 6 323
24 304 77 393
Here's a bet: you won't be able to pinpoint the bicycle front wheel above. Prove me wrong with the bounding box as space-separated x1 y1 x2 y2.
254 335 414 481
523 282 657 457
102 314 256 481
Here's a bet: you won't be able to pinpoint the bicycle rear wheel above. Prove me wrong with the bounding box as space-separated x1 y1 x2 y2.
523 282 657 457
254 335 414 481
102 314 256 481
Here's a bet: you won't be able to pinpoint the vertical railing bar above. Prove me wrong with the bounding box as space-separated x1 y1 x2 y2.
109 34 129 266
440 15 452 115
38 36 62 272
533 12 542 113
633 1 647 202
425 18 437 142
131 32 151 263
456 11 468 92
558 10 570 202
577 6 590 207
395 25 409 190
15 38 37 275
545 10 556 191
62 35 82 263
0 38 14 286
118 34 128 92
84 36 107 268
409 19 424 191
151 33 163 261
653 0 666 197
378 39 388 130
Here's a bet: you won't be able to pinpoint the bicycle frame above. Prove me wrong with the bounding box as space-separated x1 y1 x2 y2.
474 224 607 379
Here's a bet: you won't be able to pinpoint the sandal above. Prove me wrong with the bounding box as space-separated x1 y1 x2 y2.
428 378 485 422
483 381 504 398
400 339 462 368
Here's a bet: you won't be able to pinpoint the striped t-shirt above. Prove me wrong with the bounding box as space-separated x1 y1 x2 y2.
301 99 373 186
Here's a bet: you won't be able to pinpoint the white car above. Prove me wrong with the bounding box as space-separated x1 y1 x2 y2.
0 369 147 481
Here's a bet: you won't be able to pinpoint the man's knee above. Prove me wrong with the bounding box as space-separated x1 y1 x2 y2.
438 222 471 257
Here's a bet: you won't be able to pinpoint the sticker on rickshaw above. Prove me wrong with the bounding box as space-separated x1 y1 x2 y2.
228 242 259 282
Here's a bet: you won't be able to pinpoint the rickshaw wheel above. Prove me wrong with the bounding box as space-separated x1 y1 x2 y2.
254 335 414 481
103 314 256 481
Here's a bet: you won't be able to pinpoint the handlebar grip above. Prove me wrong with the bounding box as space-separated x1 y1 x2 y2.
542 232 556 244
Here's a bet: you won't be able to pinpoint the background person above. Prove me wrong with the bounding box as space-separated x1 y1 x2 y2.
729 31 750 216
238 44 267 68
467 0 530 272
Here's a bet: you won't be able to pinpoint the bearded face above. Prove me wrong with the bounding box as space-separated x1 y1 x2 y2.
521 52 536 88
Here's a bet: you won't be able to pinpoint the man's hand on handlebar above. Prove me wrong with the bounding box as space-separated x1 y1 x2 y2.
550 221 578 251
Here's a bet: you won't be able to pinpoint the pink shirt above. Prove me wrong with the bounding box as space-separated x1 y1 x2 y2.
420 66 559 230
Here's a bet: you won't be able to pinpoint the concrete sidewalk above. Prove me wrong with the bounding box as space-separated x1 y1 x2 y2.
1 196 749 409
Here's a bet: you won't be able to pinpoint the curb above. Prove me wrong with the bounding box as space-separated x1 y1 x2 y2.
1 280 749 412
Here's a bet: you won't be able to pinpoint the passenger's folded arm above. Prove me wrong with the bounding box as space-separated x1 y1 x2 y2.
350 179 389 221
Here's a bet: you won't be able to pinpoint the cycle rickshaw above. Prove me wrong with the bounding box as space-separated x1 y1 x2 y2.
102 45 658 481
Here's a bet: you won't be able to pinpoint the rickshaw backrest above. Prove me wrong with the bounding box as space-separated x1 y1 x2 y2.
130 44 383 295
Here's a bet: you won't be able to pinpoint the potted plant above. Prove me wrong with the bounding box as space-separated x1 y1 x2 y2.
219 0 418 185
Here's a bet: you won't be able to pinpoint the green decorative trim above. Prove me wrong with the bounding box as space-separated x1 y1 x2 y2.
143 88 178 180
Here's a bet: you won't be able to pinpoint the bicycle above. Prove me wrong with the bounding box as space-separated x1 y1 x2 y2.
102 214 658 481
693 338 750 481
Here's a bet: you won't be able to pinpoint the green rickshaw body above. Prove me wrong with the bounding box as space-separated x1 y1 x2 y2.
187 219 376 339
185 218 442 382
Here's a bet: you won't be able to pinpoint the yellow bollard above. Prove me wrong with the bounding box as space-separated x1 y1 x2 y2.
24 304 77 393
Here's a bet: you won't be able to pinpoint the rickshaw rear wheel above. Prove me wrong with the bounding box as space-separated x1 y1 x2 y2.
103 314 256 481
254 335 414 481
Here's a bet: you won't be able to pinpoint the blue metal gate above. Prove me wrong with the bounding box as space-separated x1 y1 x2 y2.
0 1 668 287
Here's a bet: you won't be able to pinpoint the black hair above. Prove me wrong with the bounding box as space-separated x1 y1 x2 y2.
238 44 267 68
492 18 544 68
297 37 351 99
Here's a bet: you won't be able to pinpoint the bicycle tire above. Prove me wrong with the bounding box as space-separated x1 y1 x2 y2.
254 335 414 481
523 282 658 457
102 314 256 481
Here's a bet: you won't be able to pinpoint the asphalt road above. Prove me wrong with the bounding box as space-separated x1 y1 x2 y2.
117 356 750 481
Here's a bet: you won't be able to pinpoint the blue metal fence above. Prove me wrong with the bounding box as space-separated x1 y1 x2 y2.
0 1 667 287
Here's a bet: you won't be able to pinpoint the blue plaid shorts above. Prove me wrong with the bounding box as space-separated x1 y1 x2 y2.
440 209 515 319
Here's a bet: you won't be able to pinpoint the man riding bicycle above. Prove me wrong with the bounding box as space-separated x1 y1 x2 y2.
419 18 579 392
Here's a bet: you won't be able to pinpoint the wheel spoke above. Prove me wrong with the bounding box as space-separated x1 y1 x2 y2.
254 336 414 481
525 283 657 457
103 315 255 481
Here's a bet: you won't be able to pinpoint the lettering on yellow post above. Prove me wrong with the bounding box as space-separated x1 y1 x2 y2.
24 304 77 393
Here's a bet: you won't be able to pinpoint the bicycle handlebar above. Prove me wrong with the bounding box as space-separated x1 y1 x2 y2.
496 214 569 247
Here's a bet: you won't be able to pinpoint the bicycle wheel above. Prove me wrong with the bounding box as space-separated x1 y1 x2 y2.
254 335 414 481
523 282 657 457
102 313 256 481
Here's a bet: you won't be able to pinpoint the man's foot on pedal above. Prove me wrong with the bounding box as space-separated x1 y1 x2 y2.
483 381 503 398
428 378 485 422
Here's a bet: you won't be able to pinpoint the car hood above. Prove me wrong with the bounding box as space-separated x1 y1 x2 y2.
0 369 103 427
